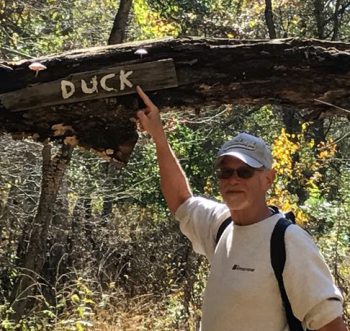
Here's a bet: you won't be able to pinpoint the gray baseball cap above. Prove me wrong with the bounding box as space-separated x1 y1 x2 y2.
217 132 273 169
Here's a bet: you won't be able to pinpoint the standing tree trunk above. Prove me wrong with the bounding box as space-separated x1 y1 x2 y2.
264 0 277 39
108 0 133 45
11 142 73 321
332 0 341 40
42 179 70 307
314 0 325 39
67 196 87 269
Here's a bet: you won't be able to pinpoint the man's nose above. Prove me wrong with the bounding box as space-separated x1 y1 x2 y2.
225 173 241 184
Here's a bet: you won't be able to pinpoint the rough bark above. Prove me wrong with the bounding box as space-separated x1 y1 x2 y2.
42 179 70 306
332 0 341 41
67 196 86 269
264 0 277 39
108 0 133 45
0 38 349 164
10 142 73 321
314 0 325 39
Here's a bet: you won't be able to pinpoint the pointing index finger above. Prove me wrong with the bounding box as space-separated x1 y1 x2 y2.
136 86 156 108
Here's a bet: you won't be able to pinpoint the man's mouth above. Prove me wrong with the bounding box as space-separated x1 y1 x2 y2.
225 190 244 194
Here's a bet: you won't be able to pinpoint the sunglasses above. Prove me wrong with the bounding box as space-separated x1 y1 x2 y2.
215 166 262 180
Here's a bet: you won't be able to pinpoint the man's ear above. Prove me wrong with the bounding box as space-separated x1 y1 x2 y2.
264 169 276 189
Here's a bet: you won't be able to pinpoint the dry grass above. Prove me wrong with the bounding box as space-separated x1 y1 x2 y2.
91 295 176 331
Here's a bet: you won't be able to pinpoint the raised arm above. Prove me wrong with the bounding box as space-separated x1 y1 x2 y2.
136 86 192 214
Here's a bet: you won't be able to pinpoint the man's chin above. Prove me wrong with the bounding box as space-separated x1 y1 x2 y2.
223 198 248 211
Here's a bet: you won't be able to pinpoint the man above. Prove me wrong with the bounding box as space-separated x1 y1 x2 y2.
135 86 348 331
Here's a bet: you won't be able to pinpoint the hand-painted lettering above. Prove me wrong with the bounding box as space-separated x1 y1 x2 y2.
61 80 75 99
100 73 116 92
81 76 98 94
60 70 134 99
120 70 133 91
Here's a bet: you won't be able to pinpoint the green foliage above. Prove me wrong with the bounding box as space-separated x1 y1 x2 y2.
0 0 350 328
139 0 350 39
0 0 119 60
1 0 349 60
1 106 349 330
132 0 180 39
0 304 15 330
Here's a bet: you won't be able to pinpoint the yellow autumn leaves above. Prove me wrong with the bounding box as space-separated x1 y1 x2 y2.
133 0 180 39
269 124 337 224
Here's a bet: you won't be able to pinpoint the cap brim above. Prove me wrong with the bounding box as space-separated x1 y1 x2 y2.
216 151 263 168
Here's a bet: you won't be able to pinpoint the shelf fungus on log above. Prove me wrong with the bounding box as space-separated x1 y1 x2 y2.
0 37 349 165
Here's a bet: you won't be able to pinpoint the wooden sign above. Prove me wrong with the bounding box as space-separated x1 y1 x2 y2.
0 59 178 111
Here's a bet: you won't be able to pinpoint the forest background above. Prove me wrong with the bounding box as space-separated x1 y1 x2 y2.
0 0 349 330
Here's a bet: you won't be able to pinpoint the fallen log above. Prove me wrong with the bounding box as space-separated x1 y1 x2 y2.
0 37 349 165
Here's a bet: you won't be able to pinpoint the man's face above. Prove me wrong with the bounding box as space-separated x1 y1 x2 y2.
217 156 275 211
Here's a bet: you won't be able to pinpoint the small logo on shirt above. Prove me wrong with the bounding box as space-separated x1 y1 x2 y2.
232 264 255 272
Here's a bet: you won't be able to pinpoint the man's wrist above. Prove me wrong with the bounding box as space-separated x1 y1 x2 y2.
152 127 167 144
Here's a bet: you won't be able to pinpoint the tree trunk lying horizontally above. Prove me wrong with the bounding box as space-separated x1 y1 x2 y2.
0 37 349 164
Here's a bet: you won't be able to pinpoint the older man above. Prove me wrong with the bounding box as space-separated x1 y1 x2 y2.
136 86 347 331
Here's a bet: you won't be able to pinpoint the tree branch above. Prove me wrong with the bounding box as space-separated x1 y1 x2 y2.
0 46 33 59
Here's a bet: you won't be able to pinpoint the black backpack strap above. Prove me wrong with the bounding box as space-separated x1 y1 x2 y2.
216 209 294 246
268 205 296 224
215 216 231 245
284 211 296 223
271 218 305 331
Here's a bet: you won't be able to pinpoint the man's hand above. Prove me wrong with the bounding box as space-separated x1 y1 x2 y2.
136 86 164 141
317 316 348 331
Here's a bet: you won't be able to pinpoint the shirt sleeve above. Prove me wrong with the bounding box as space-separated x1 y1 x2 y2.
283 225 343 330
175 196 230 261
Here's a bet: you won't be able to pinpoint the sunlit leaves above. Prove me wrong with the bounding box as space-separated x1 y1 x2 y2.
0 0 119 59
268 119 343 227
0 0 349 327
133 0 181 39
135 0 350 40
